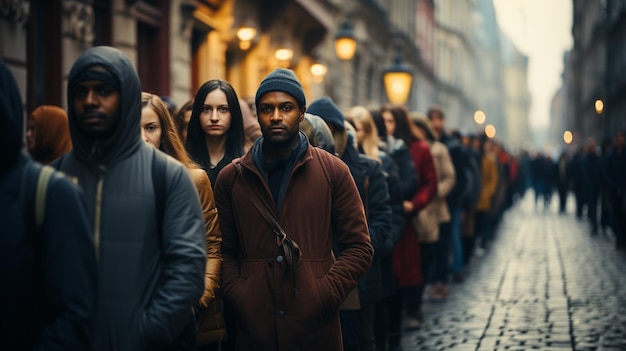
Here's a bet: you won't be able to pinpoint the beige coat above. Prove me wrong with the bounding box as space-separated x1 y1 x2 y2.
413 141 455 242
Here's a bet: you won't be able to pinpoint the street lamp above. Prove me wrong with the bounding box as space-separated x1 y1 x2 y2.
274 37 293 66
563 130 573 144
383 42 413 104
334 18 356 60
474 110 486 125
595 99 604 114
236 21 257 50
310 62 328 83
485 124 496 139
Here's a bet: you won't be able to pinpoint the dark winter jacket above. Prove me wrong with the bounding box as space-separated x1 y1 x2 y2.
54 46 206 351
378 151 405 297
382 136 418 201
440 133 470 207
0 59 97 350
341 141 391 305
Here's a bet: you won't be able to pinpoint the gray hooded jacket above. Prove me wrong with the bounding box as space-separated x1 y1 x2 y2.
55 46 206 350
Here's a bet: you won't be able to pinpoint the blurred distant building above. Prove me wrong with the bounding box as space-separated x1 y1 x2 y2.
0 0 529 144
561 50 577 149
566 0 606 144
605 0 626 137
500 31 531 151
473 0 506 140
550 86 565 154
432 0 478 131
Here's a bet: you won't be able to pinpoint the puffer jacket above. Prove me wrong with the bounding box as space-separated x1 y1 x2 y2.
54 46 206 351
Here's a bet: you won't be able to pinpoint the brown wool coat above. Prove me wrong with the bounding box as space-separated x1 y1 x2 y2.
214 145 374 351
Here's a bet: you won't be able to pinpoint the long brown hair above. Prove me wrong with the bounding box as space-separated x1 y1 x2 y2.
141 92 198 169
381 104 419 145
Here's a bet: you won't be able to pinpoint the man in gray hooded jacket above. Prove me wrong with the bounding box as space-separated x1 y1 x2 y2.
54 46 206 350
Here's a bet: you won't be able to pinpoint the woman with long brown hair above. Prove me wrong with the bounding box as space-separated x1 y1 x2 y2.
141 92 226 350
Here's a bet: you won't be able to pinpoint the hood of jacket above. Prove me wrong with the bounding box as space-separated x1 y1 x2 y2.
67 46 142 166
0 60 24 173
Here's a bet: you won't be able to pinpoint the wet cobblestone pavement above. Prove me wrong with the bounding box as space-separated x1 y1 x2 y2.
401 194 626 351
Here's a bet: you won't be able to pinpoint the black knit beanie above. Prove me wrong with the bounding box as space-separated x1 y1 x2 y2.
255 68 306 109
307 96 345 130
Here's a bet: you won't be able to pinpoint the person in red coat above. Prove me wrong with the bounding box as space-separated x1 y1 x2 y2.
381 104 437 342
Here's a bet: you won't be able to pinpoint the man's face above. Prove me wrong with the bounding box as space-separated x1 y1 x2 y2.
429 112 444 136
71 66 120 138
257 91 304 145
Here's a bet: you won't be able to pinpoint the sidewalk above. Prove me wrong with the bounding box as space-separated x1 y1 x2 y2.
401 192 626 351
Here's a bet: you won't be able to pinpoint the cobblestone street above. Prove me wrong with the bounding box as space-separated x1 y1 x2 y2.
401 193 626 351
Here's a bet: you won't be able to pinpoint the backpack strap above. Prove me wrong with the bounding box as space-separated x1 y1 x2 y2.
20 161 54 256
20 161 39 237
35 166 55 228
151 148 168 240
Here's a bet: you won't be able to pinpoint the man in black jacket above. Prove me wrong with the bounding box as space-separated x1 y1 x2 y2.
0 59 97 350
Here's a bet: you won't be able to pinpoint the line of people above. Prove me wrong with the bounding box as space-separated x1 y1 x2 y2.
3 45 528 351
527 134 626 249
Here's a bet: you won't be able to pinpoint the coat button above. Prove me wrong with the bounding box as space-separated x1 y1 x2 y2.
276 255 284 263
278 310 285 317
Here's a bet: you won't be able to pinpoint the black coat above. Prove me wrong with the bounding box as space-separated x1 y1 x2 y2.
342 144 391 305
0 59 97 350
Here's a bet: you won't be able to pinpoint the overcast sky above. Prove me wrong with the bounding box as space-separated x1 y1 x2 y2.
493 0 573 130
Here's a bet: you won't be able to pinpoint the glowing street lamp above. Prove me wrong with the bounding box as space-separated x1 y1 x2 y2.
383 42 413 104
563 130 573 144
474 110 486 125
334 18 357 60
310 63 328 83
236 23 257 50
274 37 293 64
595 99 604 114
485 124 496 139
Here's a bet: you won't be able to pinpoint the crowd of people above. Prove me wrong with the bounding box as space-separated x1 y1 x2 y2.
2 45 624 351
526 134 626 249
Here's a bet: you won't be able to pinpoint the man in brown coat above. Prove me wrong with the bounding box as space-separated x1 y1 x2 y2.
214 68 374 350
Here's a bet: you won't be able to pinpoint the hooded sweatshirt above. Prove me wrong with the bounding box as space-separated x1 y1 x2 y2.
0 60 97 350
55 46 206 351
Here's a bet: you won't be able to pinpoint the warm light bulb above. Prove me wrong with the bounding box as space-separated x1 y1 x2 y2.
485 124 496 138
563 130 573 144
474 110 486 124
595 99 604 114
237 27 256 42
311 63 327 77
275 48 293 61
